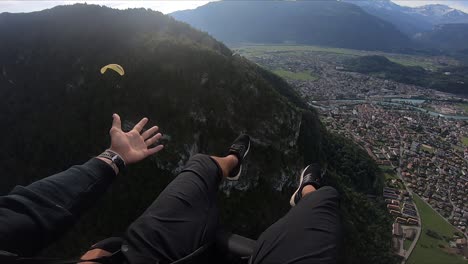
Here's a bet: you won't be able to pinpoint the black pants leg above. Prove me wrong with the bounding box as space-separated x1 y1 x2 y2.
250 186 341 264
122 154 222 264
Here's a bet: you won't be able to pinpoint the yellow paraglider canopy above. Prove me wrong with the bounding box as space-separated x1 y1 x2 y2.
100 64 125 76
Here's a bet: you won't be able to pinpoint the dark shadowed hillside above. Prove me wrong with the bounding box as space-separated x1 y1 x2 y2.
171 0 411 51
0 4 395 263
344 55 468 95
415 24 468 51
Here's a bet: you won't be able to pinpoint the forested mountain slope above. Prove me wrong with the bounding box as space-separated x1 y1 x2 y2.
0 5 395 263
344 55 468 95
415 24 468 51
171 0 411 51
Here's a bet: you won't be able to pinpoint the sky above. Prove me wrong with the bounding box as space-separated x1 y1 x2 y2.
1 0 468 14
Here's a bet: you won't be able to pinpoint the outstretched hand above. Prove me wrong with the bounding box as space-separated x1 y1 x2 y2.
108 114 164 165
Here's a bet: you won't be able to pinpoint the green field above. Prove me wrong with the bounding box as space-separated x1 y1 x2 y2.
233 44 456 70
234 44 366 57
379 165 396 180
379 165 394 171
457 103 468 114
273 69 319 81
387 57 441 71
383 172 398 181
453 144 465 153
379 165 404 189
404 238 413 251
462 136 468 147
421 144 435 154
407 195 466 264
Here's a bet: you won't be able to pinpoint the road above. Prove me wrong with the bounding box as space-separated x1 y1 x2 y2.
392 123 422 264
448 189 456 220
402 213 422 262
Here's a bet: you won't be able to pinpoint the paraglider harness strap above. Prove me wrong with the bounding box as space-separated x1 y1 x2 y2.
170 242 212 264
0 249 124 264
0 242 211 264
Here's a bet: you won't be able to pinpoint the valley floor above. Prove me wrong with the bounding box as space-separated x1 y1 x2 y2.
235 44 468 263
407 195 467 264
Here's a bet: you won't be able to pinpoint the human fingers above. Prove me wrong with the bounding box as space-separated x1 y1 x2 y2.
111 113 122 131
133 117 148 133
147 144 164 155
141 126 159 140
145 133 162 146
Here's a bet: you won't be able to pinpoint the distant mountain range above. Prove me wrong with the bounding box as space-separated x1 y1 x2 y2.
171 0 468 52
416 23 468 51
411 4 468 24
171 1 411 51
348 0 468 51
347 0 468 36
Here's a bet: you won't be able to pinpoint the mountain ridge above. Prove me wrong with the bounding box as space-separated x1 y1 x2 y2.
171 0 412 51
415 23 468 51
410 4 468 24
347 0 468 36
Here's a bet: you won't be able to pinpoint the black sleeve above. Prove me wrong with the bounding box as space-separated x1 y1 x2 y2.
0 158 116 256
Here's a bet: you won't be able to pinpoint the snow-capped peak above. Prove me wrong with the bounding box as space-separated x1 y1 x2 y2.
411 4 459 17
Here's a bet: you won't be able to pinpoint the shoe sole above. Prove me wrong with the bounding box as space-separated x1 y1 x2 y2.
226 140 251 181
289 164 311 206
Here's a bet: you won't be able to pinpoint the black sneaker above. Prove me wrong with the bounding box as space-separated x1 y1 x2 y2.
290 164 324 206
227 134 251 181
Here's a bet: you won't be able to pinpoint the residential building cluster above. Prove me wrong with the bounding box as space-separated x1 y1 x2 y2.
239 46 468 261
